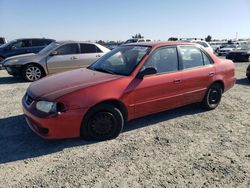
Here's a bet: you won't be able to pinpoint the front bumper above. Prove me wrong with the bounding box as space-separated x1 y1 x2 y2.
247 71 250 78
218 51 230 56
4 65 22 76
22 96 88 139
226 54 250 62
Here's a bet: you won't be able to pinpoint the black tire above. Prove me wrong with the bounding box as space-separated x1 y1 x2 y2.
22 64 44 82
201 83 222 110
81 104 124 141
0 56 4 62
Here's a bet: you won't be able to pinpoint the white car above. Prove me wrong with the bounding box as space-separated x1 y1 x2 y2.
209 41 227 52
124 38 152 44
180 39 214 53
190 40 214 53
217 44 240 56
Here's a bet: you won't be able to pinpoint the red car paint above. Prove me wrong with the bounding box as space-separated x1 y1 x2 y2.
22 42 235 139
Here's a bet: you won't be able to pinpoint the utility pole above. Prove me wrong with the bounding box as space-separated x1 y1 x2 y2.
235 32 238 41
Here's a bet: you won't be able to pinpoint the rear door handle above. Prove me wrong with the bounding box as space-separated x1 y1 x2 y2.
209 72 215 77
173 79 181 84
96 54 101 58
71 56 77 60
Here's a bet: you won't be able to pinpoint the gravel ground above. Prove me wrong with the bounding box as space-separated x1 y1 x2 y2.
0 62 250 188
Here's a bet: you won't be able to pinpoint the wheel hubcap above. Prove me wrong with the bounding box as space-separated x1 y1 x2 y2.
209 89 219 104
26 67 41 81
88 112 116 137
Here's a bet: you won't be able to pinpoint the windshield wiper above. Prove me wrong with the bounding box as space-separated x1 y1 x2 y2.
90 67 116 74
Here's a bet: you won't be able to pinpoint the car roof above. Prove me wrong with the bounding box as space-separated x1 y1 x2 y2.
56 41 98 45
15 38 55 41
123 41 194 48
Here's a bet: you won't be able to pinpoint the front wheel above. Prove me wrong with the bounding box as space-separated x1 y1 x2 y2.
81 104 124 141
201 83 222 110
22 64 44 82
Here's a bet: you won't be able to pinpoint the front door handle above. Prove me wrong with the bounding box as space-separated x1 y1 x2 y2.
173 79 181 84
96 54 101 58
71 56 77 60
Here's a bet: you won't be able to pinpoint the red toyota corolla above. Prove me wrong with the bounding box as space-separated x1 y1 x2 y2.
22 42 235 140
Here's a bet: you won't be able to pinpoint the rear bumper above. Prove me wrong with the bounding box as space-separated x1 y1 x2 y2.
218 52 229 56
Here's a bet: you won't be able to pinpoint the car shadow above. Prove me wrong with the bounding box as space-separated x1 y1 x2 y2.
124 103 204 132
0 115 94 164
0 75 25 84
236 78 249 86
0 103 205 164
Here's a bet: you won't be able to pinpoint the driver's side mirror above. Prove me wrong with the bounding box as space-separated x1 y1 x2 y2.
50 51 58 56
136 67 157 79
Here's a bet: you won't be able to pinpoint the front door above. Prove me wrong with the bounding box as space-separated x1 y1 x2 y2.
132 46 184 118
47 43 80 74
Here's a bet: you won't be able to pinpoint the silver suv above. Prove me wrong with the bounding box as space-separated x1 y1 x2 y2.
2 41 110 81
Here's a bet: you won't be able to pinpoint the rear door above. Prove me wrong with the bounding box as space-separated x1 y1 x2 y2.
132 46 184 118
46 43 80 74
178 45 215 105
76 43 104 68
30 39 48 53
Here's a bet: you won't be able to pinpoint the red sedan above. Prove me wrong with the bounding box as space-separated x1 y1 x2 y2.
22 42 235 140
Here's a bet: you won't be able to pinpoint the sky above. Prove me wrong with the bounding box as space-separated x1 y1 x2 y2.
0 0 250 41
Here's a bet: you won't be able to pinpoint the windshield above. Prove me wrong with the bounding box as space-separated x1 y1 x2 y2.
38 42 60 54
89 46 151 76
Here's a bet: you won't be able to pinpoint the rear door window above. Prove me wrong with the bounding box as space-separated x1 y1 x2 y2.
179 46 204 69
80 43 100 53
56 44 79 55
32 39 46 47
202 52 212 65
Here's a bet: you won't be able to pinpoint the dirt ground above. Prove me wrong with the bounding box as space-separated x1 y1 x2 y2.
0 61 249 188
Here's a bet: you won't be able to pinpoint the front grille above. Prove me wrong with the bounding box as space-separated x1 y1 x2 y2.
25 93 34 106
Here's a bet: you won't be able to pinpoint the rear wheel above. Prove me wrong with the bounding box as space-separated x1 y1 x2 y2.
0 56 4 62
22 64 44 82
201 83 222 110
81 104 124 141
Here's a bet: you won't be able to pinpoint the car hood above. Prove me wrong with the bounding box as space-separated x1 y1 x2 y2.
28 68 124 100
220 47 234 51
4 53 43 65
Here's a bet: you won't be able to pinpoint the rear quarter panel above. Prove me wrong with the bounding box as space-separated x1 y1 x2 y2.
213 56 235 92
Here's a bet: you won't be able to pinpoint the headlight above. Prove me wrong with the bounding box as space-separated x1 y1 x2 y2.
4 59 19 65
36 101 57 113
36 101 66 114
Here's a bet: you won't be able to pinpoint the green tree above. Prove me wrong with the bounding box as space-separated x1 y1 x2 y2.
205 35 212 42
132 33 144 38
168 37 178 41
